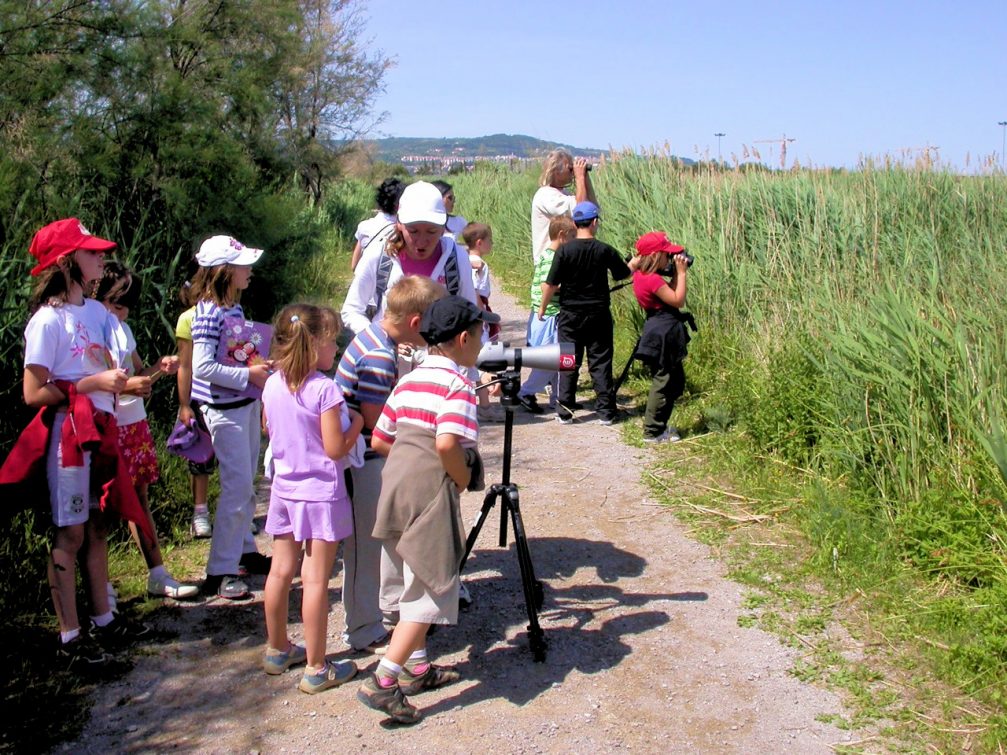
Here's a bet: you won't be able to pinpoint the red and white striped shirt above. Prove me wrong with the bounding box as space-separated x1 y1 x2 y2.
372 355 478 448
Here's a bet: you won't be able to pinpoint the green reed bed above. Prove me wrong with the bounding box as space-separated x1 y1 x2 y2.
449 158 1007 738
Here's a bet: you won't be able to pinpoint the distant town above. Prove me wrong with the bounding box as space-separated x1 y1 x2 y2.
355 134 609 174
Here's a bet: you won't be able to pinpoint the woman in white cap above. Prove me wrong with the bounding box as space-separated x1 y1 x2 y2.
341 181 478 338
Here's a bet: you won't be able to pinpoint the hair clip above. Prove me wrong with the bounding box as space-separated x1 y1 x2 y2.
290 314 300 323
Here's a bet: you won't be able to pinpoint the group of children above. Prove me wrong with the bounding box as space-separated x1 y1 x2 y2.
6 168 692 724
518 193 693 443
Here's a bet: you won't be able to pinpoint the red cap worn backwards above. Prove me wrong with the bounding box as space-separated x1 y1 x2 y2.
635 231 684 257
28 218 117 276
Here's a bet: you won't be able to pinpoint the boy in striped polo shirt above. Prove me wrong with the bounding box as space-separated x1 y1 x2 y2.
335 276 446 654
358 295 497 724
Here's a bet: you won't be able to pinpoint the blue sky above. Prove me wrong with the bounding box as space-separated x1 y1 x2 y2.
361 0 1006 170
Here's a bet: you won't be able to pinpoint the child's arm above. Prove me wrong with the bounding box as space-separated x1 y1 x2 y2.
320 406 364 461
538 283 558 320
176 338 195 425
436 433 471 491
24 364 128 407
653 255 689 309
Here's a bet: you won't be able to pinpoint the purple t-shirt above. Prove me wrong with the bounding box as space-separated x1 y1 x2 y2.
263 370 349 502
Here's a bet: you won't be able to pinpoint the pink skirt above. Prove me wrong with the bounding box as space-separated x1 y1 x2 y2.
265 489 352 543
117 420 159 486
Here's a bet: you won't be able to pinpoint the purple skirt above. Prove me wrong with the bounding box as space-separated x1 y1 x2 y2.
265 489 352 543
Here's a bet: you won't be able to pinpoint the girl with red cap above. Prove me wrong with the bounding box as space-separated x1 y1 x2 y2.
631 231 695 443
3 218 140 667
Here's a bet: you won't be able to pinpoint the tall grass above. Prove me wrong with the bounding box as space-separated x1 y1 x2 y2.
448 157 1007 723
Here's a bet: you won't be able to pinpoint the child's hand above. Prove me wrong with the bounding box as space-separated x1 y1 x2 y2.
247 361 274 388
673 253 690 273
126 375 153 398
159 355 180 375
178 404 196 426
93 368 129 394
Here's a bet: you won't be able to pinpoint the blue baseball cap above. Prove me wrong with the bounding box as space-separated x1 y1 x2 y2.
572 201 600 223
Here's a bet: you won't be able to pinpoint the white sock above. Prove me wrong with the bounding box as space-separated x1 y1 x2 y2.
377 658 402 678
60 628 81 644
194 504 209 514
91 611 114 627
408 649 427 663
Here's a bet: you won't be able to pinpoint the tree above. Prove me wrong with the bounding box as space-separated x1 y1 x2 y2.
275 0 393 202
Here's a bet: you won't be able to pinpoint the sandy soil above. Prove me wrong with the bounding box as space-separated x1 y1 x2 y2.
65 282 855 753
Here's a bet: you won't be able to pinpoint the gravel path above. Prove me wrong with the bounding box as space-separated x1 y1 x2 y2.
67 281 853 753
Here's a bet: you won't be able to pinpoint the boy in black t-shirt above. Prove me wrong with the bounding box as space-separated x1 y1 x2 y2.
541 201 631 424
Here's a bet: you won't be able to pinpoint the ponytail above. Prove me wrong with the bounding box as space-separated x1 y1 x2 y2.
271 303 342 392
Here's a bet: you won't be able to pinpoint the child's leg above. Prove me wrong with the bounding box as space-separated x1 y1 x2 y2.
519 312 559 401
129 482 163 570
192 473 209 508
343 459 392 650
556 311 584 409
300 538 340 668
381 622 429 669
49 524 85 633
82 516 112 617
204 403 259 576
585 311 617 418
643 361 685 437
264 534 299 652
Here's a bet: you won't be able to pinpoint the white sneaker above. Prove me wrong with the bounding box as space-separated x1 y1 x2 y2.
191 511 212 538
643 427 681 444
148 572 200 600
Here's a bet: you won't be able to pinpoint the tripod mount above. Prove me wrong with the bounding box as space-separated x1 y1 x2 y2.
461 370 547 662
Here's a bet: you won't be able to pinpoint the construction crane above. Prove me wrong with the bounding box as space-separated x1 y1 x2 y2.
753 134 796 169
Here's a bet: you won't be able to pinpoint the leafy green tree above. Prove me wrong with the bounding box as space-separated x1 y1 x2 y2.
276 0 393 202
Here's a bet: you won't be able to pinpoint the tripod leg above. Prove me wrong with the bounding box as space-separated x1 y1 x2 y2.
502 485 547 662
460 484 502 573
613 335 641 394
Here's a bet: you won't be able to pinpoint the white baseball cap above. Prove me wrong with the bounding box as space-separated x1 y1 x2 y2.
396 182 447 226
195 235 264 267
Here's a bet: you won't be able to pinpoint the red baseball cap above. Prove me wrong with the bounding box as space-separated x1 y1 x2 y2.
635 231 684 256
28 218 117 276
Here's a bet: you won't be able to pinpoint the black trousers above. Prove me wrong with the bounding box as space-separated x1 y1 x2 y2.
557 307 616 419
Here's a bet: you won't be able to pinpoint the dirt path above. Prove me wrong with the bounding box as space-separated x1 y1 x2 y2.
68 282 853 753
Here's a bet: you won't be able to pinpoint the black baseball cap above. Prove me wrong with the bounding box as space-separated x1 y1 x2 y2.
420 295 500 345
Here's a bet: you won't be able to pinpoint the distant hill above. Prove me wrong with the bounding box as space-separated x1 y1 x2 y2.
359 133 607 163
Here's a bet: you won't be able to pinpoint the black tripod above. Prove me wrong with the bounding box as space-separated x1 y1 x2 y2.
460 370 547 662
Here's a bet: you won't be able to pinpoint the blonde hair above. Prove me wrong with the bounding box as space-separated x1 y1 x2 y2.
635 251 679 284
539 148 573 187
384 276 447 323
548 215 576 241
271 303 341 392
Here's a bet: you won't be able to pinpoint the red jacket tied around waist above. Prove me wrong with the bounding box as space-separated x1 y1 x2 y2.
0 380 153 541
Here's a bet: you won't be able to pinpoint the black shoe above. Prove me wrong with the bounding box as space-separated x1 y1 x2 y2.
91 615 153 648
517 394 544 414
555 406 574 424
203 574 251 600
57 634 112 669
239 551 272 575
